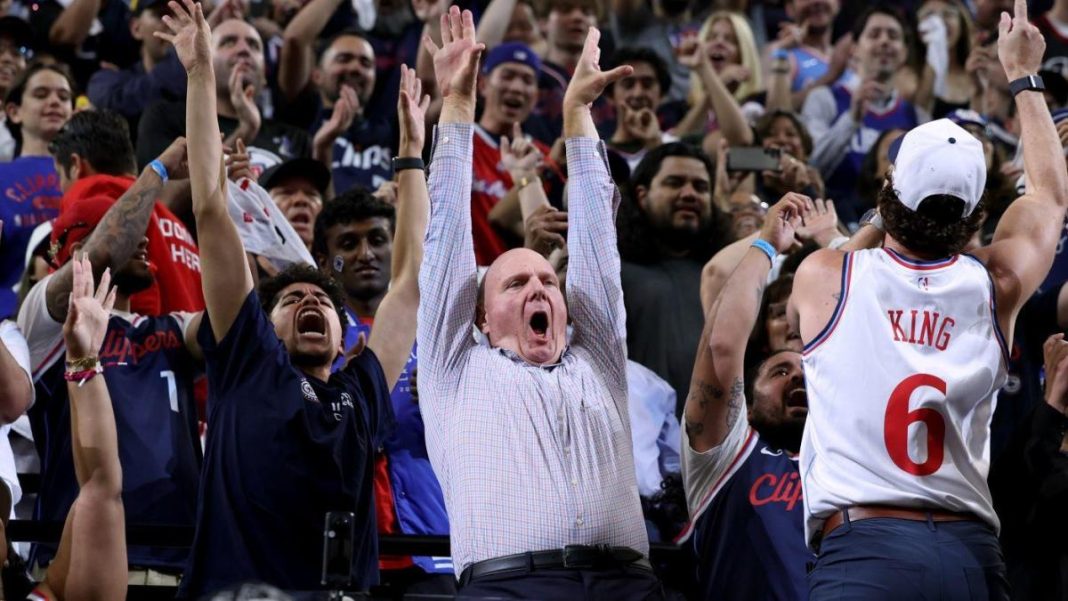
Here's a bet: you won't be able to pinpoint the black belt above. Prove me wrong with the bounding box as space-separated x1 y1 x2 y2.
458 545 651 586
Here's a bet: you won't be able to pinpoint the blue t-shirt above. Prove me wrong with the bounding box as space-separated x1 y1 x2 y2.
29 311 201 571
310 110 397 195
681 431 812 601
0 157 62 318
178 292 393 596
343 315 451 574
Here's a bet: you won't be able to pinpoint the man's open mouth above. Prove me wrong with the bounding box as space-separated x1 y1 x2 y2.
529 311 548 336
786 386 808 409
297 308 327 336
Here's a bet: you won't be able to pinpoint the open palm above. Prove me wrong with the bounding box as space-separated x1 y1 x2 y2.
422 6 484 100
155 0 212 74
63 254 116 361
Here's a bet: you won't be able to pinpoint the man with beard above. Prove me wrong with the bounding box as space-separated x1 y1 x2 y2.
136 18 310 173
163 0 428 591
419 9 662 597
17 136 202 585
680 195 814 601
606 47 677 171
618 143 730 415
86 0 188 128
801 5 927 225
472 42 563 266
303 31 397 194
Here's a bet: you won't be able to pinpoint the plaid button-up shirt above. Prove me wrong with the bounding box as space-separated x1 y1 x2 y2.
417 123 648 574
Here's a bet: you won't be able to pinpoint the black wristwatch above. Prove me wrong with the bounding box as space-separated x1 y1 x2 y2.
392 156 425 172
1008 74 1045 97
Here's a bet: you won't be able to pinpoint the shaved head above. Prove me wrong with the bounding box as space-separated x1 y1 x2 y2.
479 248 568 366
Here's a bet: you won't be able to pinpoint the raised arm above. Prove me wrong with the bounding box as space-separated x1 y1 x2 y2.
42 255 126 601
561 27 631 374
367 65 430 390
278 0 345 101
416 7 484 382
158 0 254 342
685 195 805 452
974 0 1068 322
43 139 188 323
49 0 100 46
677 37 753 146
0 321 32 423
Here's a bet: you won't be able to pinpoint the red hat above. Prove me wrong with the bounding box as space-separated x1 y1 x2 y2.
49 196 115 268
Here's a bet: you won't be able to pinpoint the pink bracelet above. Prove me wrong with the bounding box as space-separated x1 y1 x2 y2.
64 364 103 386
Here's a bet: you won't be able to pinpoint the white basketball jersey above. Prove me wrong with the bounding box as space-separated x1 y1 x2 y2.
800 248 1008 547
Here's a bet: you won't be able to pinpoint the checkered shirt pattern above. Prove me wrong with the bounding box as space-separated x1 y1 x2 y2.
417 123 648 574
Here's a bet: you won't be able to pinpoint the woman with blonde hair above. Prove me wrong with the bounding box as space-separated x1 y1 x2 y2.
675 11 765 142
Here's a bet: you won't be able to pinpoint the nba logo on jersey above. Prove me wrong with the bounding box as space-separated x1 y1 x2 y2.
918 276 929 291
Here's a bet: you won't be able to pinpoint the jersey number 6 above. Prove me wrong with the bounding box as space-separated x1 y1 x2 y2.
883 373 946 476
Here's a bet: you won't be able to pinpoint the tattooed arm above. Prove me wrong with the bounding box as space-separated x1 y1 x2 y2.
44 138 189 323
684 194 808 452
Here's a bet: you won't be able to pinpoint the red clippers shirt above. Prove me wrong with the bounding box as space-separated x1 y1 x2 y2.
61 175 204 315
471 125 562 266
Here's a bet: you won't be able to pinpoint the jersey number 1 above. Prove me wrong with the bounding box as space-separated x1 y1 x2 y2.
883 373 946 476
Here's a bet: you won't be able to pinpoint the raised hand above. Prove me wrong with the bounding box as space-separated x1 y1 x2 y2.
501 122 544 181
398 64 431 157
524 205 568 258
760 192 810 253
796 198 840 246
313 85 359 152
1043 332 1068 410
676 34 709 70
422 6 485 103
998 0 1045 81
619 104 662 147
563 27 632 110
229 65 262 137
224 138 253 182
63 254 116 363
156 136 189 180
155 0 212 74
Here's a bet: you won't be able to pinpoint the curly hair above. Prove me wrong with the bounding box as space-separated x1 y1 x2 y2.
258 264 348 328
618 143 731 264
311 187 395 260
878 173 985 258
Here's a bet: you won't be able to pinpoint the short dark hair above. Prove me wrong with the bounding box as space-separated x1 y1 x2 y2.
315 29 370 64
532 0 602 20
606 47 671 98
851 4 910 44
49 110 137 177
4 61 75 107
258 263 348 328
878 172 985 258
618 142 731 264
311 187 396 259
744 348 801 407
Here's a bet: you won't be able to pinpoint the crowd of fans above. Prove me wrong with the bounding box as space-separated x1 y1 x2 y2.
0 0 1063 597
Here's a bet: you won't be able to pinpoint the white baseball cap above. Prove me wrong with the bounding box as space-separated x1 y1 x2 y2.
888 118 987 218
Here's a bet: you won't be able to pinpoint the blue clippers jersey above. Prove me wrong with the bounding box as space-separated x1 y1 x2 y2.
311 110 397 195
0 157 62 318
30 311 201 570
344 315 451 574
826 85 920 217
179 292 393 596
681 430 812 601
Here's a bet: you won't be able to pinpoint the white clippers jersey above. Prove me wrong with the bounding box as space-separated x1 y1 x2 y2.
800 249 1008 547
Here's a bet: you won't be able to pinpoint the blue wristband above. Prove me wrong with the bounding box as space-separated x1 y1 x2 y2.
147 159 168 183
751 238 777 264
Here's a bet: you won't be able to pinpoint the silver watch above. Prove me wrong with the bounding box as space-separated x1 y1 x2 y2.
859 208 884 232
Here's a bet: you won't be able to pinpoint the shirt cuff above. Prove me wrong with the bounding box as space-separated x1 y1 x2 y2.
430 123 473 163
564 137 611 177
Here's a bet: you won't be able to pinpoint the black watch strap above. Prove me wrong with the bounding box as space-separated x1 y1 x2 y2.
392 156 425 172
1008 74 1045 97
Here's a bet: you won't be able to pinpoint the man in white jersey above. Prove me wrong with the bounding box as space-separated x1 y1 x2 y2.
789 1 1068 598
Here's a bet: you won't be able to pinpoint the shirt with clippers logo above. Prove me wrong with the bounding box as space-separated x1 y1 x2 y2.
680 409 812 601
178 291 394 596
17 273 201 571
0 157 62 319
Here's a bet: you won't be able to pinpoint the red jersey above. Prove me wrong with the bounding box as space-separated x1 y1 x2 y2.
61 175 204 315
471 125 561 266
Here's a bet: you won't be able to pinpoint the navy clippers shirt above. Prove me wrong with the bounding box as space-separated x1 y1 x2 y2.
17 274 201 571
681 423 813 601
310 109 397 195
178 291 393 596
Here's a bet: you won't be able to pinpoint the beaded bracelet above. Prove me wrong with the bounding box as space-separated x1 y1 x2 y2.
65 355 99 371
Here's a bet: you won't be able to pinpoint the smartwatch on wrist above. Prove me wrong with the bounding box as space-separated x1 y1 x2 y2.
1008 74 1045 97
392 157 425 172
